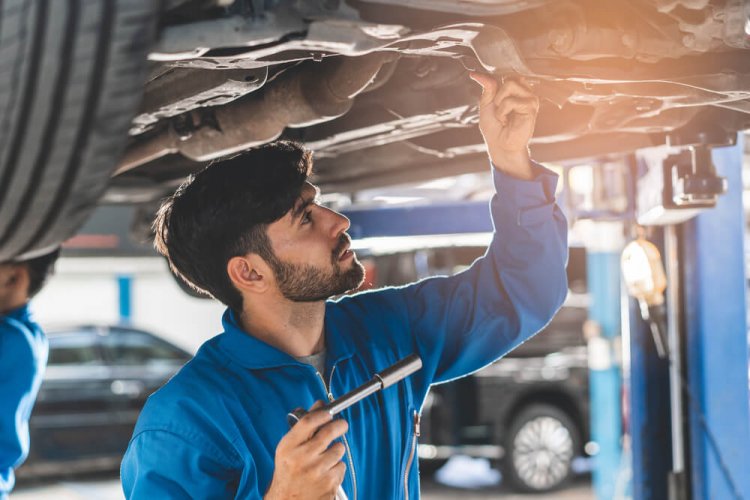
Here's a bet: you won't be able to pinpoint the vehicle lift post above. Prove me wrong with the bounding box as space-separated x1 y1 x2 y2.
585 220 624 500
681 138 750 499
117 274 133 324
630 136 750 500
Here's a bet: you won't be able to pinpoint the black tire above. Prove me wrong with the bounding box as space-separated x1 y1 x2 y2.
504 403 580 493
0 0 159 261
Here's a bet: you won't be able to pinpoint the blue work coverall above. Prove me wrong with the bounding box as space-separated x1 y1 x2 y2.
121 165 569 499
0 305 48 499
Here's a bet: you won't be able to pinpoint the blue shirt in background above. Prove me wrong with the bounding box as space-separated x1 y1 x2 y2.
0 304 48 499
121 165 569 499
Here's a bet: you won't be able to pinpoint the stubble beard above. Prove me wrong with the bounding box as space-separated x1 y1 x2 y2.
268 249 365 302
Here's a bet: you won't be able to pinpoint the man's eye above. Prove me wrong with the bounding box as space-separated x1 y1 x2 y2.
301 210 312 224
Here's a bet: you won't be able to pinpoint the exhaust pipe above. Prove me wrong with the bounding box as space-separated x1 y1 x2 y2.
116 52 392 174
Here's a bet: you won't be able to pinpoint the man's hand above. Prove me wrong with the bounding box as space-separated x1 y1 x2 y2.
469 72 540 180
265 402 348 500
0 263 30 314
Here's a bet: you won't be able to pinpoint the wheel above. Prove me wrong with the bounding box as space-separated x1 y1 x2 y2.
0 0 159 261
504 403 580 493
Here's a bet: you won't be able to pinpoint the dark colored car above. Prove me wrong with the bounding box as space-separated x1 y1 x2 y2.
419 309 590 493
365 245 590 493
16 325 190 477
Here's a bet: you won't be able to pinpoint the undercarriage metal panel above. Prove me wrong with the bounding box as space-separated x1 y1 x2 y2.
115 0 750 199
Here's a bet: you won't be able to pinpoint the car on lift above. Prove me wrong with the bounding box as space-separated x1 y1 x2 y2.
0 0 747 261
15 324 191 478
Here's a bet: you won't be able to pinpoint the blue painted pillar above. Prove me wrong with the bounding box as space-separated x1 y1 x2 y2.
627 272 671 500
117 274 132 323
585 222 624 500
682 137 750 500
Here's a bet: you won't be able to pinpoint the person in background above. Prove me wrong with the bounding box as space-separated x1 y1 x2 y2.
0 248 60 499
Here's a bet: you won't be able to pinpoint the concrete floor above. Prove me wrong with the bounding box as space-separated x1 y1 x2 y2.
14 473 593 499
421 477 593 499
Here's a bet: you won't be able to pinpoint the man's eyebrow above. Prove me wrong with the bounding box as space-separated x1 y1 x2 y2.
291 187 320 221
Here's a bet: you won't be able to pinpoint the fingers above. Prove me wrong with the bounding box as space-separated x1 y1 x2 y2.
472 73 538 126
284 407 332 447
469 72 497 107
493 95 539 127
307 418 349 455
493 78 536 107
470 72 535 103
329 461 347 490
269 404 348 499
317 441 347 472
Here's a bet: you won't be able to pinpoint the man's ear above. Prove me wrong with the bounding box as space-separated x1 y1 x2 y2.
227 254 271 294
0 264 31 313
0 264 28 290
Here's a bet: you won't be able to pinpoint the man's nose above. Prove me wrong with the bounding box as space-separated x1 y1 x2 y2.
326 207 350 236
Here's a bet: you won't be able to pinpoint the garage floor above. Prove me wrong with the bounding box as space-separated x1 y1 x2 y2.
13 474 593 499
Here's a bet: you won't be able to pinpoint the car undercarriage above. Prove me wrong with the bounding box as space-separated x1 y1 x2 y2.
2 0 750 260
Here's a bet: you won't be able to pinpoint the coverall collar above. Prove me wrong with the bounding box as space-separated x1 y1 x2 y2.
3 303 31 321
218 305 354 370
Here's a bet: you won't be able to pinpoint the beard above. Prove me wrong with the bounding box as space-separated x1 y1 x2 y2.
267 236 365 302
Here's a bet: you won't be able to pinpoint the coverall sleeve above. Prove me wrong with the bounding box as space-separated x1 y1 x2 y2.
394 164 568 388
121 429 252 499
0 313 46 498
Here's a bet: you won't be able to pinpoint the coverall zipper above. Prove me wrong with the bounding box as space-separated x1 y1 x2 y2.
404 410 420 500
315 367 358 500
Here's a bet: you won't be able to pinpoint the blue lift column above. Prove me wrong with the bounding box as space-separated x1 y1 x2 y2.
585 222 623 500
117 274 133 324
627 229 671 500
682 137 750 499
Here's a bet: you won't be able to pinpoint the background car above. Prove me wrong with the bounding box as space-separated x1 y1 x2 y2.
419 313 590 494
362 244 591 493
16 325 190 477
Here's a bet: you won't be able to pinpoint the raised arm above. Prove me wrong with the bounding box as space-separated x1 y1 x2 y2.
348 74 567 396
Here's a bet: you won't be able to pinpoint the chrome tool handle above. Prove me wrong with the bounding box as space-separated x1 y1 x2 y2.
287 354 423 425
286 354 423 499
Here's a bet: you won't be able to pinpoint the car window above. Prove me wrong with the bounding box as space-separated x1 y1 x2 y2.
102 328 189 366
48 331 103 366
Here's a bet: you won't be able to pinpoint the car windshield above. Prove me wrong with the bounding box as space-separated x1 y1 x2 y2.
102 328 189 366
48 332 102 366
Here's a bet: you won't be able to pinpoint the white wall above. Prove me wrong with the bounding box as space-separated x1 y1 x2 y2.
30 257 226 354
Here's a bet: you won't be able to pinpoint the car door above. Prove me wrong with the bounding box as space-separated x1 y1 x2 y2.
28 327 121 465
100 326 191 452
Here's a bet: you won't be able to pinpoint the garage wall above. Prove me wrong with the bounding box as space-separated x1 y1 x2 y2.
29 257 225 353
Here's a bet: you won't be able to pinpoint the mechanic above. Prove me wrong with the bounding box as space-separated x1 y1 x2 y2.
0 248 60 499
121 73 568 499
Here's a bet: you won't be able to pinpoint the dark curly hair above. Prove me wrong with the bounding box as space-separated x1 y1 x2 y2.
22 248 61 298
154 141 313 312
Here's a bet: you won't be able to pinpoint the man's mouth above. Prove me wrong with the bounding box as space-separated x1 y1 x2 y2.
334 235 354 262
338 248 354 261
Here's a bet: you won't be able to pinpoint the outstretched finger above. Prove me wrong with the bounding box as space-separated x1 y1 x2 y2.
469 72 498 107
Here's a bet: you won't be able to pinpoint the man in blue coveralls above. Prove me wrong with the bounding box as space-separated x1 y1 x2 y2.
0 249 59 499
121 74 568 499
